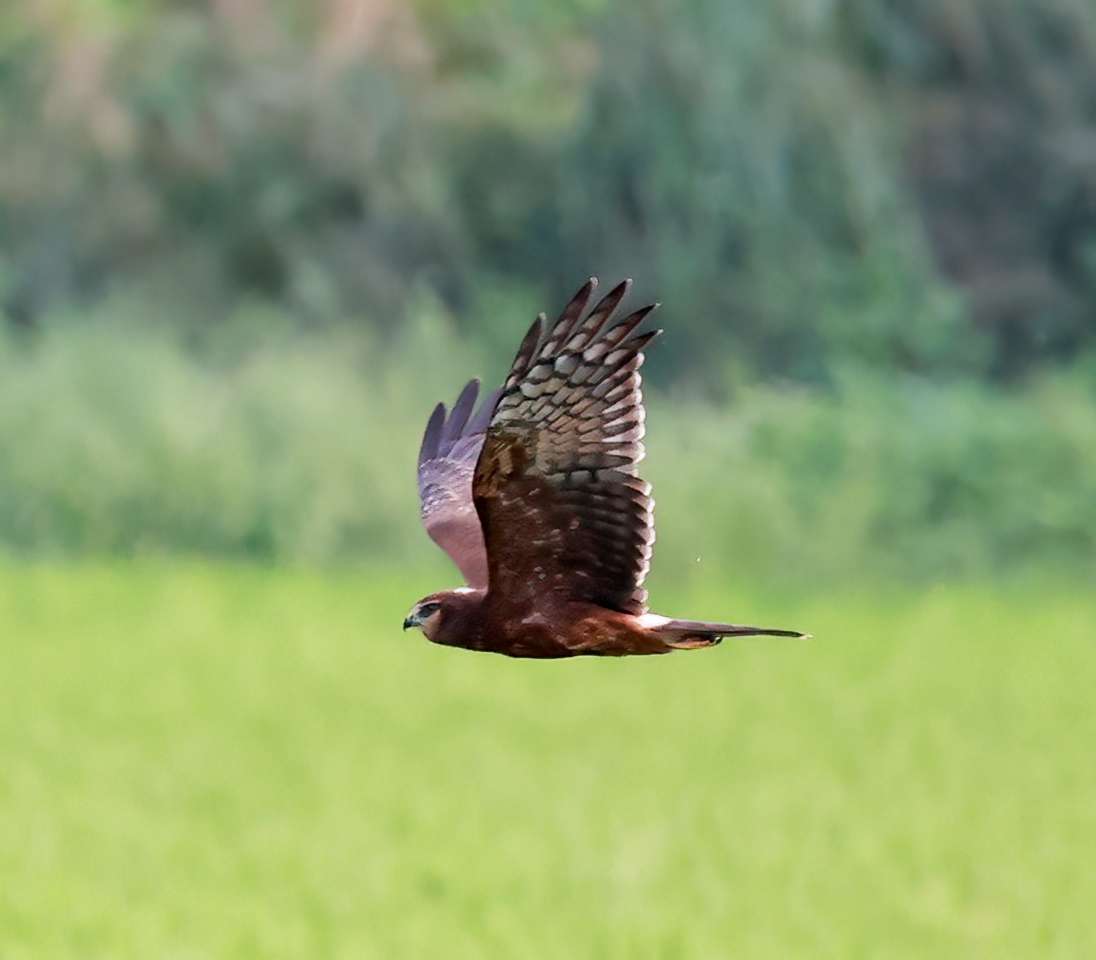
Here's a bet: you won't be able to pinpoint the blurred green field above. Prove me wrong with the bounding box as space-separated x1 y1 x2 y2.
1 563 1092 958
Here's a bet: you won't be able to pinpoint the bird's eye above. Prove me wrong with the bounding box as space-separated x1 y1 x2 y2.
418 602 440 618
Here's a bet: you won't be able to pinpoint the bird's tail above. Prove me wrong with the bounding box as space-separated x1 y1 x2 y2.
651 618 809 650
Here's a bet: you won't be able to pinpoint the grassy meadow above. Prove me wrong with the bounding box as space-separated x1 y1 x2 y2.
1 562 1092 958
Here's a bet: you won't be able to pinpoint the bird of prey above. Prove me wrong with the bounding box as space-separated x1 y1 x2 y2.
404 278 807 657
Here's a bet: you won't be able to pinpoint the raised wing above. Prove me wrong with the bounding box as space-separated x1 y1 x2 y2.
472 278 659 615
417 379 501 587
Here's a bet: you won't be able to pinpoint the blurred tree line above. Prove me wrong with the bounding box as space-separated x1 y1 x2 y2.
3 0 1095 388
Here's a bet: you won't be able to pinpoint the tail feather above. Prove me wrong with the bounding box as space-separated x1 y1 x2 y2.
651 617 809 650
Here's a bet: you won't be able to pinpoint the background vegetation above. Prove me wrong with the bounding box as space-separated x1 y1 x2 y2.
1 3 1094 956
2 0 1095 579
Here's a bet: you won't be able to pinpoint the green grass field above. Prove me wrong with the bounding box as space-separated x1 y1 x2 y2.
1 563 1092 958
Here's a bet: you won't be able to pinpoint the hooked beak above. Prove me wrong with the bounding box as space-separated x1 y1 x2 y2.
402 614 418 631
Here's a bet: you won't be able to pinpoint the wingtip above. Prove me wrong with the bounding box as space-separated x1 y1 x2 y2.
441 379 481 447
630 328 664 352
418 400 447 466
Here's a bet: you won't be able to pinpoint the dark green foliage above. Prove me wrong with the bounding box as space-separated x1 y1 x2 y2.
839 0 1096 378
3 1 1095 383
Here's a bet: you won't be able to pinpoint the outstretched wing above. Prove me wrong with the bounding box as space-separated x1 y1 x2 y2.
417 379 502 587
471 278 659 615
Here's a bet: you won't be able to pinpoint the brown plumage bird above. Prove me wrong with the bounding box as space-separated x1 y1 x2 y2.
404 278 807 657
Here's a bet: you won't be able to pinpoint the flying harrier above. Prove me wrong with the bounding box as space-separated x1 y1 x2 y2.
404 278 807 657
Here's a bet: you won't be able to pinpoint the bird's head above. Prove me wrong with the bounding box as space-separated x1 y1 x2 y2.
402 594 444 638
402 588 481 644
